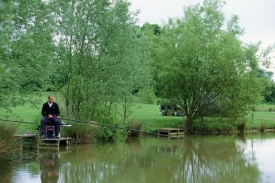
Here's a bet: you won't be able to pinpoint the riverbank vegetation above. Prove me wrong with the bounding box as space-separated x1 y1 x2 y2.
1 0 275 143
0 123 20 163
1 98 275 136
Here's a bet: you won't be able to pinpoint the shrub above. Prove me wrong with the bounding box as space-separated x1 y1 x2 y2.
94 126 128 143
190 118 235 134
236 117 246 133
237 123 245 133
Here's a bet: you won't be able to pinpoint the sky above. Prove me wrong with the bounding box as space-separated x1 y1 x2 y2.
128 0 275 74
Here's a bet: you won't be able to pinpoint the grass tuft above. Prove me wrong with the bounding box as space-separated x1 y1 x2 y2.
0 122 20 162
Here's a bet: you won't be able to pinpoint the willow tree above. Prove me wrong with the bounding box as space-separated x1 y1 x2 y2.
151 0 273 133
49 0 150 121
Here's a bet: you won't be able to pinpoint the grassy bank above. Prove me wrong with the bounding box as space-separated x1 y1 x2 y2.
0 93 275 134
120 102 275 134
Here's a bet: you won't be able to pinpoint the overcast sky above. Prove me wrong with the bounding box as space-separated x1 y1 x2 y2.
128 0 275 73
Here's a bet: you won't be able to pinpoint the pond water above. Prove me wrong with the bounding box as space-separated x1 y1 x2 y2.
1 133 275 183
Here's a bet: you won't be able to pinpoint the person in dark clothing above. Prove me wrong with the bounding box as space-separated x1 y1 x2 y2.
40 96 61 139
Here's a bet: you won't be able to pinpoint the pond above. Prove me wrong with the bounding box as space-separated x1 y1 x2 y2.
1 133 275 183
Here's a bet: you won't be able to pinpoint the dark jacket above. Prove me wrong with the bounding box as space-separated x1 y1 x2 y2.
41 102 60 117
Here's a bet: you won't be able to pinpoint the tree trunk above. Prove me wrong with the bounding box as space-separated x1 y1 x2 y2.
183 118 191 134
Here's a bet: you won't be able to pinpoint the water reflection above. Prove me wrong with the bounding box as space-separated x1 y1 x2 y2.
40 152 60 183
0 133 275 183
237 133 247 143
158 145 177 155
58 137 260 183
0 160 14 183
178 138 259 183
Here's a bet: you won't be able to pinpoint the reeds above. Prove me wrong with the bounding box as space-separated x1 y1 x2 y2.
63 123 95 144
0 123 19 161
128 120 143 137
260 121 266 132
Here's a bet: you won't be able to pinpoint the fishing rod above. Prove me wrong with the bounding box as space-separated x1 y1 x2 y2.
62 118 169 137
0 118 34 124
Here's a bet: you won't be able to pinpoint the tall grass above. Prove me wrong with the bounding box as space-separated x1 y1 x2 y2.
127 119 144 137
63 123 96 144
0 122 20 162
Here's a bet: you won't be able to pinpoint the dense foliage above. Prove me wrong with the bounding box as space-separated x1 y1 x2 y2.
49 0 150 122
144 0 274 132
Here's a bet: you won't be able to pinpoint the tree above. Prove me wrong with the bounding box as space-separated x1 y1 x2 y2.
149 0 274 133
263 83 275 102
257 69 275 102
0 1 14 80
49 0 150 122
0 0 58 116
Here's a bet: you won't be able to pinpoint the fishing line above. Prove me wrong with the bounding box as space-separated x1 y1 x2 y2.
62 118 169 137
0 118 34 124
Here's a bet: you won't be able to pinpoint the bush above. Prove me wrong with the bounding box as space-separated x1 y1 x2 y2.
190 118 235 134
235 117 247 133
237 123 245 133
94 126 128 143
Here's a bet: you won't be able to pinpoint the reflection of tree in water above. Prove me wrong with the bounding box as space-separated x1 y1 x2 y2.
101 137 260 183
174 137 260 183
57 136 260 183
237 133 247 143
40 153 60 183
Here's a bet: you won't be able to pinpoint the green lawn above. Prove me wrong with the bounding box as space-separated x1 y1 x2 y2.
0 92 60 121
255 101 275 111
245 111 275 129
130 103 183 131
0 92 56 133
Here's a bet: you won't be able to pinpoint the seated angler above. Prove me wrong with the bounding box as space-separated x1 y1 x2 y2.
40 95 61 139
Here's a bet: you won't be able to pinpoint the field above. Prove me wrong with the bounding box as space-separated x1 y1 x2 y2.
0 92 275 133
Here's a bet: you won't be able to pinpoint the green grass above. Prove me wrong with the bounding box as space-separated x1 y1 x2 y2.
1 93 275 133
255 101 275 111
129 103 183 131
244 102 275 130
0 92 56 133
0 92 56 121
245 111 275 129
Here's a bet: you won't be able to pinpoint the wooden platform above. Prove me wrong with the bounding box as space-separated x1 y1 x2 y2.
15 133 37 138
157 128 184 138
39 137 72 149
15 133 38 150
15 133 72 149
